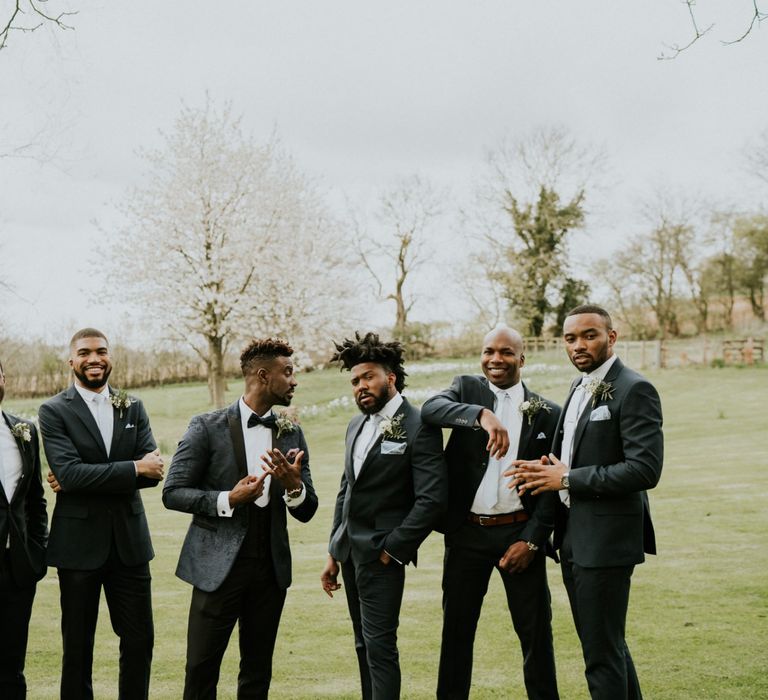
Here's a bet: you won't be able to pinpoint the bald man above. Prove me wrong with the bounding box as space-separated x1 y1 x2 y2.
421 327 561 700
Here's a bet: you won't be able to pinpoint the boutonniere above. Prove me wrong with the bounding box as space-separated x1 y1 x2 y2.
274 409 298 439
585 378 614 407
519 397 552 425
109 389 133 418
11 422 32 446
380 414 406 440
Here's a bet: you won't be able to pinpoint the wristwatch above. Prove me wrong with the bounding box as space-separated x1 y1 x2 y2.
285 485 303 499
560 472 570 489
526 541 539 552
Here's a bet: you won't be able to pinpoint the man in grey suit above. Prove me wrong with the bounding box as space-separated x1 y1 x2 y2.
39 328 164 700
0 359 48 699
320 332 447 700
164 337 318 700
510 305 663 700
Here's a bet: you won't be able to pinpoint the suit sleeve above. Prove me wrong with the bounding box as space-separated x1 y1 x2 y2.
328 422 354 550
25 423 48 550
286 429 318 523
39 401 139 494
569 379 663 497
133 399 160 489
421 376 485 429
383 423 447 563
162 415 220 517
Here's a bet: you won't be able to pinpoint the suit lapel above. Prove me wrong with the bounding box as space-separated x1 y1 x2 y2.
345 414 367 485
227 403 249 479
516 383 536 459
65 385 109 457
108 388 127 457
553 377 581 456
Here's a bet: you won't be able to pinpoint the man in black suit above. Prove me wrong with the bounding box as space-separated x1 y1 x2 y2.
163 337 318 700
320 332 447 700
421 326 561 700
38 328 164 700
0 359 48 699
511 305 663 700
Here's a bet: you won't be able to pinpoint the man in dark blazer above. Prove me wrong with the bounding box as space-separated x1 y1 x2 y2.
421 326 561 700
38 328 164 700
164 337 318 700
0 359 48 699
511 305 663 700
321 332 447 700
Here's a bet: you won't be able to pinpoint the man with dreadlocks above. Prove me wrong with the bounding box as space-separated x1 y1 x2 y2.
321 332 447 700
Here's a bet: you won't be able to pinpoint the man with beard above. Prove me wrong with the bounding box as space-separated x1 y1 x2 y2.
164 338 318 700
510 305 663 700
421 326 561 700
0 360 48 699
321 332 446 700
38 328 164 699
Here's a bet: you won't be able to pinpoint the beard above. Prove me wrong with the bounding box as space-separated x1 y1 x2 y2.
73 364 112 390
355 385 390 415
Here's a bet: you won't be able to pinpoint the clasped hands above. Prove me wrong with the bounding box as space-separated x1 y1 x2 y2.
504 453 568 496
229 447 304 507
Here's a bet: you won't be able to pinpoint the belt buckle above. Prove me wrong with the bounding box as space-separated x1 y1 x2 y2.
478 515 493 526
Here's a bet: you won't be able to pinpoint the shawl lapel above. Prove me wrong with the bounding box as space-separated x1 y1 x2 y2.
227 402 249 480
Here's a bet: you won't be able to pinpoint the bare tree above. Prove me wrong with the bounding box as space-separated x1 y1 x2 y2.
1 0 76 51
110 98 352 406
354 175 443 341
745 128 768 186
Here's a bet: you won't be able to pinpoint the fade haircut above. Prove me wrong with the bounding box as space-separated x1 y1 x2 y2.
330 331 408 392
240 338 294 376
69 328 109 351
565 304 613 331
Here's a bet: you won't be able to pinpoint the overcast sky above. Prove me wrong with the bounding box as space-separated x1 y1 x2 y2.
1 1 766 343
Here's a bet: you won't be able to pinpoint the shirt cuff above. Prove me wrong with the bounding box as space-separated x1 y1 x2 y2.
217 491 235 517
283 484 306 508
134 461 139 476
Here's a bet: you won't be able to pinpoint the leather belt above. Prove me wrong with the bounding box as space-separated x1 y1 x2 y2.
467 511 529 527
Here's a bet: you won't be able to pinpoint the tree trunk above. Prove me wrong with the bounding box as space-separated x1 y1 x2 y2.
206 336 227 407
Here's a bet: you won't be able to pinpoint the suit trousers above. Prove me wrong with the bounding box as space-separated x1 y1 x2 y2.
560 525 641 700
184 554 286 700
58 548 154 700
341 555 406 700
0 550 37 700
437 522 559 700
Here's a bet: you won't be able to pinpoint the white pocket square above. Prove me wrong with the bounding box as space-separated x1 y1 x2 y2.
125 423 136 429
381 440 407 455
536 432 547 440
590 406 611 421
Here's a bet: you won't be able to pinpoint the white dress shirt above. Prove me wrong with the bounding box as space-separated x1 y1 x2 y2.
74 383 114 456
560 354 619 507
216 397 306 517
0 412 24 547
471 381 525 515
352 392 404 478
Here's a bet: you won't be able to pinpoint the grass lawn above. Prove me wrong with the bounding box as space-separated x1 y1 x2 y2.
6 356 767 699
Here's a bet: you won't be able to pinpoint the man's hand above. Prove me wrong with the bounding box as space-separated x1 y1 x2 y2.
136 449 164 480
321 555 342 598
505 453 567 496
228 473 267 508
498 541 535 574
379 550 392 566
261 448 303 492
479 408 509 460
47 470 62 493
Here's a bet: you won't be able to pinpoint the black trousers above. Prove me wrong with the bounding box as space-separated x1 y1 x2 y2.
341 554 406 700
0 550 37 700
437 521 559 700
184 555 286 700
560 526 641 700
58 550 154 700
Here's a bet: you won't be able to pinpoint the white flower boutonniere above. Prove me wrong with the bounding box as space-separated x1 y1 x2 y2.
380 414 406 440
275 409 298 439
109 389 133 418
519 397 552 425
585 378 614 408
11 422 32 445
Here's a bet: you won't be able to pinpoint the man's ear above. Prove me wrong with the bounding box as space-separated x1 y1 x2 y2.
256 367 269 384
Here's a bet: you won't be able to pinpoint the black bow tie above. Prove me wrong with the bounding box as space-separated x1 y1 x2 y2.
247 413 277 429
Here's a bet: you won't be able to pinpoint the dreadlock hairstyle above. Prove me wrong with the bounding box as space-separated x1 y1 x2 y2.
330 331 408 393
240 338 294 376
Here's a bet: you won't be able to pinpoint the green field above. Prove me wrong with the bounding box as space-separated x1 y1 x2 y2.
6 357 768 699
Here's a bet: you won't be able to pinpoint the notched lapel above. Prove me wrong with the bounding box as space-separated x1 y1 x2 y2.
66 389 108 456
4 413 32 501
345 414 366 484
109 395 129 456
516 384 536 459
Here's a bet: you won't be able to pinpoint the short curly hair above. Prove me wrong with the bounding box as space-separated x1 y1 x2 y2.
330 331 408 392
240 338 294 376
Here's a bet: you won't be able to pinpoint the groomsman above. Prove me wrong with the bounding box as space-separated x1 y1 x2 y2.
421 326 561 700
0 360 48 699
39 328 164 700
321 332 446 700
164 337 318 700
511 305 663 700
